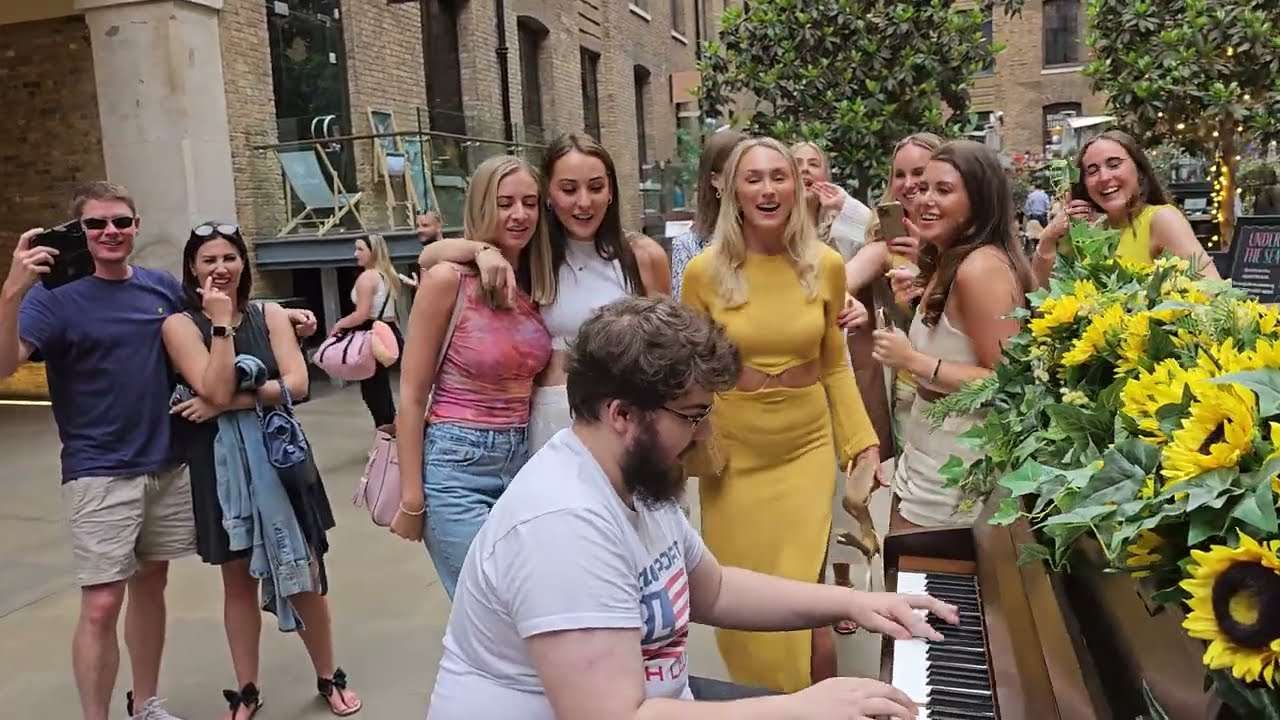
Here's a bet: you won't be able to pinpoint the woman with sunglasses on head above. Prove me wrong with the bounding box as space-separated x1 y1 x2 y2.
871 141 1033 529
162 223 361 719
681 137 881 693
329 233 404 431
670 129 746 299
1031 129 1219 287
389 156 553 600
416 133 670 452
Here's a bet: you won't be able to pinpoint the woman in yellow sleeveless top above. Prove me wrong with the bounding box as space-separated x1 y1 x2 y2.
681 137 880 692
1031 130 1219 286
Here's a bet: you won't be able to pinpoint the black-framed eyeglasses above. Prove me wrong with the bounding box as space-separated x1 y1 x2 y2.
193 223 241 238
659 405 713 430
81 216 136 231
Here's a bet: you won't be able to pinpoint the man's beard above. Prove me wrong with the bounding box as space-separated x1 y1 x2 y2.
619 419 687 509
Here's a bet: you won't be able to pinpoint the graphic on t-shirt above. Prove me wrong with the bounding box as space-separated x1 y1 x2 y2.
638 540 690 690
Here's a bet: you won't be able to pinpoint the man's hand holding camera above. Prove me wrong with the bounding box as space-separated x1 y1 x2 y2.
3 228 57 299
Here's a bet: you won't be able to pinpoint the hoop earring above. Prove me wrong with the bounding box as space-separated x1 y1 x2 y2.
715 189 722 199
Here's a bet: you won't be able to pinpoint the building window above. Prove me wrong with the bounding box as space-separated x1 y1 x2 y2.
634 65 651 173
980 8 994 74
1043 0 1082 67
422 0 466 135
517 18 547 143
581 48 602 141
671 0 686 36
1044 102 1082 152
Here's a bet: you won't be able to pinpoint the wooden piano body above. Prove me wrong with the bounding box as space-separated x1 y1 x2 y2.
880 499 1232 719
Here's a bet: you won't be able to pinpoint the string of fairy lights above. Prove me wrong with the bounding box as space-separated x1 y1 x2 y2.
1156 107 1250 251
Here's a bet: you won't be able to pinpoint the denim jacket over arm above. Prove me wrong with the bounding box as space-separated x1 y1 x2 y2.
213 354 313 632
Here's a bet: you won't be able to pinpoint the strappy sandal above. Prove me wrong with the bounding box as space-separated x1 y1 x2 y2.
317 667 362 716
831 562 858 635
222 682 264 720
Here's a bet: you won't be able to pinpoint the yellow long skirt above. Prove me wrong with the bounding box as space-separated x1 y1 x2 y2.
700 382 836 693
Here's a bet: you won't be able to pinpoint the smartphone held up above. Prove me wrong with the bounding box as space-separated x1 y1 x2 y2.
876 201 911 269
36 221 94 290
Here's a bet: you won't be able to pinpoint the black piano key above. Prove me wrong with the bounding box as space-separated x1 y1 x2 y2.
929 709 995 720
929 665 991 682
929 690 996 714
928 671 992 691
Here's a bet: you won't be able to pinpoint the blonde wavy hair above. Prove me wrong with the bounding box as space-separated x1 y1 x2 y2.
464 155 554 304
362 233 403 299
710 137 822 308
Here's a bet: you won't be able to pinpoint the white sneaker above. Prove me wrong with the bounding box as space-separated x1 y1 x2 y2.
131 695 185 720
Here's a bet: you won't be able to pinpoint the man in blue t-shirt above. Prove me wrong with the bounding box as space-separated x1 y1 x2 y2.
0 182 314 720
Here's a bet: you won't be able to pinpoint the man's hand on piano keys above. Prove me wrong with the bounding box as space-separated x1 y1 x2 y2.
789 677 918 720
845 591 960 642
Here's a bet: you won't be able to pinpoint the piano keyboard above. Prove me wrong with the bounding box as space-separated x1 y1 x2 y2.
891 571 996 719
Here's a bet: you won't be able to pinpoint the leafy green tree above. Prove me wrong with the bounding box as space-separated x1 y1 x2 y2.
1084 0 1280 244
697 0 1024 195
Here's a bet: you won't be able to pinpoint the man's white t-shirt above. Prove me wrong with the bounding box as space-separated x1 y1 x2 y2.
427 428 707 719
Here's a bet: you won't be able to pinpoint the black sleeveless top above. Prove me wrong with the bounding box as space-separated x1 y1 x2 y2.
177 304 334 567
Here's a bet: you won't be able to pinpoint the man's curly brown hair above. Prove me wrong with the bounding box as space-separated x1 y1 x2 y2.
566 296 740 421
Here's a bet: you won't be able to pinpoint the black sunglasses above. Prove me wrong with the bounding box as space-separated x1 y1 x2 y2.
81 216 136 231
193 223 241 238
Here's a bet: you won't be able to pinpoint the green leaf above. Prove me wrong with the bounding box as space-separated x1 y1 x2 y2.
999 460 1047 497
989 497 1021 526
1188 507 1230 546
1016 542 1052 566
1230 476 1279 535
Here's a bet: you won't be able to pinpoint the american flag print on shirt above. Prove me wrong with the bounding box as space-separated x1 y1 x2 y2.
638 539 691 694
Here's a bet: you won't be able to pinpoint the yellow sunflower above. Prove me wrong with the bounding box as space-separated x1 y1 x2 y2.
1062 303 1127 367
1117 312 1152 374
1121 360 1209 441
1197 338 1255 376
1161 382 1257 487
1182 532 1280 686
1125 530 1163 578
1030 280 1099 339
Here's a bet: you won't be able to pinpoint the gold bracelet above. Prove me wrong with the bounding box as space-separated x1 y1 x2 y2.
398 502 426 516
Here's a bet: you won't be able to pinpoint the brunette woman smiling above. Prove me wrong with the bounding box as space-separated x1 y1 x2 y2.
1032 129 1218 287
871 141 1033 528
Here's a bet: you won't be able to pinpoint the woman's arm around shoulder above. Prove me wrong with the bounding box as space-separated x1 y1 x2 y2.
1150 205 1220 279
953 248 1023 369
628 233 672 296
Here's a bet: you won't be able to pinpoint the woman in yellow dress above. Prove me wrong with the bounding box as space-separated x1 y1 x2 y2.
1031 129 1219 286
681 137 880 692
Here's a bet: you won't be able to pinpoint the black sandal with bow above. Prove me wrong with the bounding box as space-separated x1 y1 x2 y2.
222 682 263 720
317 667 362 716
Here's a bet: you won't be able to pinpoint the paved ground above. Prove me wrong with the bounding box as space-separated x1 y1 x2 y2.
0 383 886 719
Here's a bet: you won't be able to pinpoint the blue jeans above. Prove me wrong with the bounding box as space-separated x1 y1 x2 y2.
423 422 529 599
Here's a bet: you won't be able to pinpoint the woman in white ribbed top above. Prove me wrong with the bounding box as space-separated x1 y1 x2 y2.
418 133 670 450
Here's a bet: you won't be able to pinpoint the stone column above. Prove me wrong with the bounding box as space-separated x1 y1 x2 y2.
75 0 236 277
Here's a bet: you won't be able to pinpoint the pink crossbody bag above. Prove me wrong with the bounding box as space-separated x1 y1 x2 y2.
354 275 466 527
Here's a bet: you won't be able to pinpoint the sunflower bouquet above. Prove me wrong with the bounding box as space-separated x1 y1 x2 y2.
929 219 1280 713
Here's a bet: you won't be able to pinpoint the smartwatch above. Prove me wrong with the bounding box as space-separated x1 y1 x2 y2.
211 325 235 338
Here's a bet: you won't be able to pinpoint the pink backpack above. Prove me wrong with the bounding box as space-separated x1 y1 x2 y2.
353 274 466 527
312 331 376 381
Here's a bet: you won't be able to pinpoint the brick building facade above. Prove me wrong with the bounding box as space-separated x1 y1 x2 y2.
0 0 710 282
971 0 1108 159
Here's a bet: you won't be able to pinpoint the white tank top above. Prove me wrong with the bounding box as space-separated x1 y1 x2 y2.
351 272 396 322
540 239 630 350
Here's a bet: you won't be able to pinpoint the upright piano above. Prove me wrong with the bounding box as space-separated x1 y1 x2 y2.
879 498 1232 719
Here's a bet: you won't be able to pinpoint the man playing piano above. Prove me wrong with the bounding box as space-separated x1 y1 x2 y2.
425 296 958 720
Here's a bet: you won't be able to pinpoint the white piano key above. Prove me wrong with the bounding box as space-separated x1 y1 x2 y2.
891 638 929 706
897 571 928 594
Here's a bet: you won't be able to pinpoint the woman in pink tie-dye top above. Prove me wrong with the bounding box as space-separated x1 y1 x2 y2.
390 155 554 599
